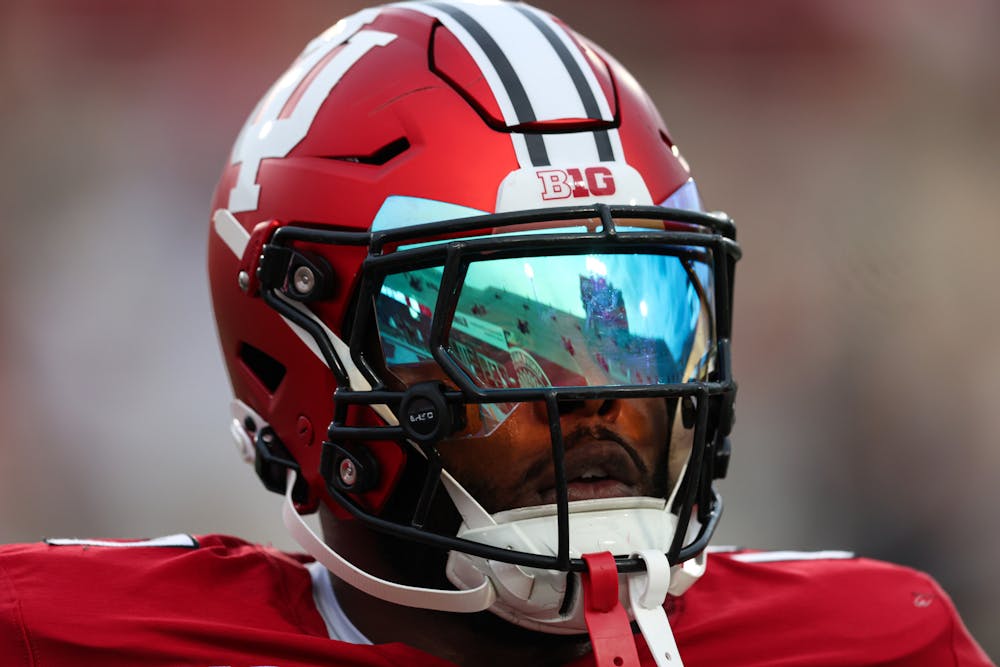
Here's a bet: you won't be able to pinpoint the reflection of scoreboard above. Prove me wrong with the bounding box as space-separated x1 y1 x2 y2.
579 275 628 333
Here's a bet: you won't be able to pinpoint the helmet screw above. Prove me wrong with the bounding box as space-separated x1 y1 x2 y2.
237 271 250 292
339 458 357 487
293 266 315 295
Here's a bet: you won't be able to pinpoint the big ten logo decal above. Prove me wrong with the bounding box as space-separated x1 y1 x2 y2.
536 166 616 200
228 11 396 212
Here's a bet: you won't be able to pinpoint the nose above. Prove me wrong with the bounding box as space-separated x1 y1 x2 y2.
555 398 622 421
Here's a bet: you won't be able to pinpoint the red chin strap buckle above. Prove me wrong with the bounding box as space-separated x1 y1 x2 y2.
581 552 641 667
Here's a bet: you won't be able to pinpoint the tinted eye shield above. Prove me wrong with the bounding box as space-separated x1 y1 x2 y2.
256 204 740 571
369 240 715 400
354 207 737 402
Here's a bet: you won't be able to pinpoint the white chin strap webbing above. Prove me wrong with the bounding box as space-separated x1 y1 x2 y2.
629 550 684 667
282 469 495 613
285 469 686 666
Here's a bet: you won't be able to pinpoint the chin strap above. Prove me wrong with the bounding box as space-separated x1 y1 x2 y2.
581 550 685 667
282 469 496 613
582 552 642 667
629 550 684 667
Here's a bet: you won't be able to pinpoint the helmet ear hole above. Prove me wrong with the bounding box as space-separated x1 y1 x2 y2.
238 342 287 393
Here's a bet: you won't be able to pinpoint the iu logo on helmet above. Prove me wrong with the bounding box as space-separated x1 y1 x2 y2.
537 167 616 200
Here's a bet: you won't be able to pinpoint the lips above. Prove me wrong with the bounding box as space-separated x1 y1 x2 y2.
536 440 643 505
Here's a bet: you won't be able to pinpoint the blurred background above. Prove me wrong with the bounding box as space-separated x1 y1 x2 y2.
0 0 997 656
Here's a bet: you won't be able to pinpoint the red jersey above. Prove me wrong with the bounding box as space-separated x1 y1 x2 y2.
0 534 991 666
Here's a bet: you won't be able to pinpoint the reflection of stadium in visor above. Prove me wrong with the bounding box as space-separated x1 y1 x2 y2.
375 251 715 432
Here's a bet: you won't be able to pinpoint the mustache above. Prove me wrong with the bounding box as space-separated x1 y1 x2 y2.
520 424 650 486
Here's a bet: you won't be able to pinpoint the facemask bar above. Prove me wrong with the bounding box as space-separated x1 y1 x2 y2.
256 204 739 576
327 381 725 573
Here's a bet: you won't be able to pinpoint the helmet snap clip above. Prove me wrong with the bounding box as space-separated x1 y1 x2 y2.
253 427 309 505
293 265 316 296
321 441 380 493
283 251 334 302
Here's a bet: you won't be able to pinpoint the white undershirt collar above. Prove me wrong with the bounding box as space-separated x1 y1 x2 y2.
307 561 373 645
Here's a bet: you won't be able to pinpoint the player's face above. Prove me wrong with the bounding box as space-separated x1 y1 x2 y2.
435 396 677 514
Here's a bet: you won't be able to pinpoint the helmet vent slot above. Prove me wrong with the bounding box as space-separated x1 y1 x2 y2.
324 137 410 166
659 129 674 149
238 342 287 393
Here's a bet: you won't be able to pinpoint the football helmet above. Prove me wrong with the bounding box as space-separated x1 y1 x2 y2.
209 0 739 658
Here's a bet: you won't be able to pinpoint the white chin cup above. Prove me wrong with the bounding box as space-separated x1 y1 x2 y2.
445 497 702 634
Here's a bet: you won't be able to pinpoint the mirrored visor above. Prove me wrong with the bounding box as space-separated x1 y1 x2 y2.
375 250 716 398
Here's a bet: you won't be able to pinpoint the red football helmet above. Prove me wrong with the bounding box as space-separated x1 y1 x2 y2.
208 0 739 651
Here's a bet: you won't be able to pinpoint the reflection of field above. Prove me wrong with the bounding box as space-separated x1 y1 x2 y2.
378 266 678 388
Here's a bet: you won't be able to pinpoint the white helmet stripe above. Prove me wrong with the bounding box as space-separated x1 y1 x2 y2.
400 1 619 167
513 3 626 163
511 4 616 162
